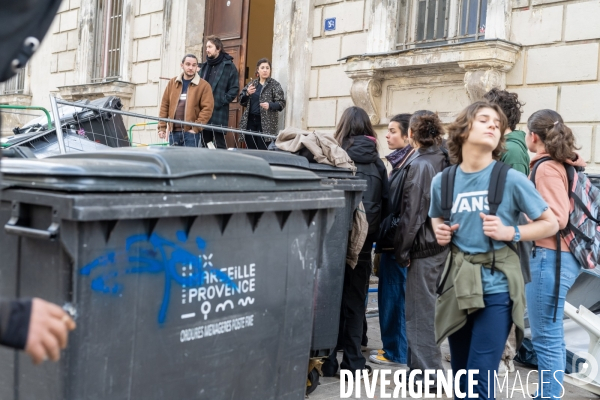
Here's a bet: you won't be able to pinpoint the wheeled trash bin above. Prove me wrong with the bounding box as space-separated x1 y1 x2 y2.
230 149 367 393
0 147 344 400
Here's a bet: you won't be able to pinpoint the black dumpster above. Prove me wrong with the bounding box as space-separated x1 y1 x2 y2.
0 147 344 400
11 96 130 149
1 128 112 158
230 150 366 356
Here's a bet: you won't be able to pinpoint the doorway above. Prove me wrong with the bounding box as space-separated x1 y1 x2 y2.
245 0 275 86
203 0 275 147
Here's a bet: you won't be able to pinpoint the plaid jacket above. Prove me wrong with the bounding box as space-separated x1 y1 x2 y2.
199 54 240 128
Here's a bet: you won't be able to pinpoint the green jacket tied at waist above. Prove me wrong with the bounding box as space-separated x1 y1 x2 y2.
435 245 525 349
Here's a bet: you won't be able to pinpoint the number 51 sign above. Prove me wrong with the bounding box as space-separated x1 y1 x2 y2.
325 18 336 31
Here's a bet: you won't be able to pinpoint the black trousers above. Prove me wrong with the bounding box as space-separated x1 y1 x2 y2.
245 114 268 150
322 237 374 375
201 129 227 149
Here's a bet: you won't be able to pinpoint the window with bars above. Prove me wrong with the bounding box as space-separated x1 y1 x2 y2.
397 0 487 48
93 0 124 82
0 68 26 95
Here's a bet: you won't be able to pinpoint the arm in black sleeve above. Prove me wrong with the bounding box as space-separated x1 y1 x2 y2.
376 158 390 218
239 84 250 107
268 102 283 111
0 299 31 350
268 80 286 112
224 66 240 105
394 167 427 266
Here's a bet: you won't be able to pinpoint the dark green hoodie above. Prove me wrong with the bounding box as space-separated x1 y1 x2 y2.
501 130 530 176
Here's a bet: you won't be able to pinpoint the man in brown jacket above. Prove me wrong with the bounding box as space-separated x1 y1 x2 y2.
158 54 214 147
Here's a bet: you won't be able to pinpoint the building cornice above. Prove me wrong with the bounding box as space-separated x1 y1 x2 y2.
0 94 32 106
57 81 135 102
343 40 522 125
344 39 522 78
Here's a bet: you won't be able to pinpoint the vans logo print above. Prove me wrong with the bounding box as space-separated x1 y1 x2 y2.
451 190 490 214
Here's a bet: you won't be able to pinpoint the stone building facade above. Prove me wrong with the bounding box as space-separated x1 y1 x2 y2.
1 0 599 171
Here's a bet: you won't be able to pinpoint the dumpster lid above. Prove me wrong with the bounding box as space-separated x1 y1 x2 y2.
0 147 326 193
230 149 310 169
230 149 356 179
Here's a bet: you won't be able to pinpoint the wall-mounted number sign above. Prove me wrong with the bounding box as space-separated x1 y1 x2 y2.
325 18 336 32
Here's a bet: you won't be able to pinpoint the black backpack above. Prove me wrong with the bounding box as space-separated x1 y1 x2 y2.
436 161 518 295
375 151 418 253
376 146 449 253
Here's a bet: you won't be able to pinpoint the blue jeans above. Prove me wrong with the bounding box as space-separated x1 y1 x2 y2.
448 293 512 400
169 131 201 147
526 247 581 399
378 253 407 364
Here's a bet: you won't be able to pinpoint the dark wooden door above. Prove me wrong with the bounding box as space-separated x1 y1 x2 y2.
204 0 249 147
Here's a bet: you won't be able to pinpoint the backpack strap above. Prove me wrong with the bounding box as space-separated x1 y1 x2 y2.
553 231 561 323
390 150 418 215
441 165 458 226
487 161 512 274
436 164 458 296
440 145 450 166
488 161 511 215
529 156 553 187
529 156 553 258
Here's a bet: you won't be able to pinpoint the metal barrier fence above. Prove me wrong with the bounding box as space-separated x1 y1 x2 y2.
33 96 279 156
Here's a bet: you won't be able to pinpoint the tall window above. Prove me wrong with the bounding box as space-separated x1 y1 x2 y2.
397 0 487 48
0 68 26 95
93 0 124 81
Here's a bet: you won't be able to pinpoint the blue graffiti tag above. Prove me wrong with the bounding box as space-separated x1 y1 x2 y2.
80 231 237 324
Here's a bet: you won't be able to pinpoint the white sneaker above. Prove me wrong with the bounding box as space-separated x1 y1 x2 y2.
369 354 401 366
497 360 507 377
370 349 385 356
507 359 515 373
341 365 373 380
497 359 515 377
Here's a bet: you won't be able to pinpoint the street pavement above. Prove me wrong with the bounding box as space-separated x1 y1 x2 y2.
307 282 599 400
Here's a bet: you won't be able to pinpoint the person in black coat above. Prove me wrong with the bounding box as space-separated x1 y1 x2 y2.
322 106 389 378
395 111 449 389
198 35 240 148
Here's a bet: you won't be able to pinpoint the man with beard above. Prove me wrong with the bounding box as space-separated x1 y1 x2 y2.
158 54 214 147
198 36 240 148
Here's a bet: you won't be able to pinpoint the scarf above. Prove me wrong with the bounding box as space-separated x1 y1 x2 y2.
385 145 413 169
203 51 226 81
206 51 225 66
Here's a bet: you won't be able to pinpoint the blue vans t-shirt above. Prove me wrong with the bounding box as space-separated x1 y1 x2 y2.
429 161 548 293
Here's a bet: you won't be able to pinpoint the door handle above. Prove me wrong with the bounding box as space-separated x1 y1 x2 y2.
5 217 60 240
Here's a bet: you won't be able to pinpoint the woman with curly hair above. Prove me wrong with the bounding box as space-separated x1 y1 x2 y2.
391 110 450 388
483 88 530 376
429 102 558 399
483 88 529 175
526 109 585 399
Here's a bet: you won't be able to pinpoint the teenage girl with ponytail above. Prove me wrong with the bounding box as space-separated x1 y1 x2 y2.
526 109 585 399
393 110 449 388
